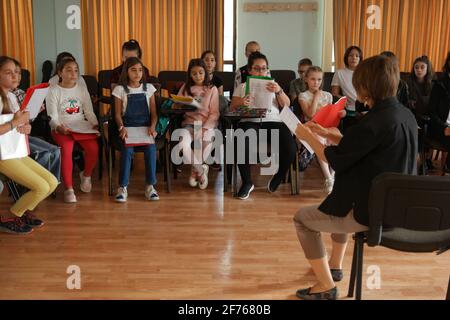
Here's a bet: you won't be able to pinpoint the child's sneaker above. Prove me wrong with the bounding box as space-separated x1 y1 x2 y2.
198 164 209 190
0 216 33 234
188 168 198 187
145 185 160 201
80 171 92 193
324 178 334 194
21 212 44 228
64 189 77 203
115 187 128 203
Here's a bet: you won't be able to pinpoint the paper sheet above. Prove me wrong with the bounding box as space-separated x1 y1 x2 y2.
66 121 99 134
0 114 29 160
24 87 49 120
125 127 155 145
279 107 314 154
246 77 274 110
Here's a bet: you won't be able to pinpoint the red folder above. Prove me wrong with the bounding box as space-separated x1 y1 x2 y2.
312 97 347 128
20 83 50 110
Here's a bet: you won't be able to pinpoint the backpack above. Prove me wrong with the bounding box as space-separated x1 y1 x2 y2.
156 98 173 136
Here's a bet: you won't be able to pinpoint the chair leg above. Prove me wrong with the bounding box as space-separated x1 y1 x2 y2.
165 140 172 193
98 137 103 181
108 145 113 196
446 276 450 300
347 235 359 298
355 233 365 300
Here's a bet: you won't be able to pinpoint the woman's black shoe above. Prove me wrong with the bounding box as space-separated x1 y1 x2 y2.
331 269 343 282
296 287 338 300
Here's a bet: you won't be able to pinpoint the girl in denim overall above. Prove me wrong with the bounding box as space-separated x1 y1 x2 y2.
112 57 159 202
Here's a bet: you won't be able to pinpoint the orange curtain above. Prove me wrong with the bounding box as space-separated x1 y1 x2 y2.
0 0 36 84
333 0 450 71
81 0 225 78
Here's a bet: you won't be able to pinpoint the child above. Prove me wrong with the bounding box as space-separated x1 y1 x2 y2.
289 58 313 102
46 58 99 203
299 66 335 194
11 59 61 183
110 40 152 91
201 50 224 95
331 46 362 131
0 56 58 234
112 57 159 202
408 55 434 116
230 51 296 200
48 52 87 89
177 59 220 190
407 55 435 172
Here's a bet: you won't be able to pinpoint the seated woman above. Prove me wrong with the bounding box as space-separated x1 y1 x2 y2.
0 56 58 234
230 51 296 200
293 55 418 300
428 51 450 172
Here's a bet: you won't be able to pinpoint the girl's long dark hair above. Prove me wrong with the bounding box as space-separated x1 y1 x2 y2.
410 55 434 94
443 51 450 74
117 57 147 94
183 58 210 96
0 56 15 114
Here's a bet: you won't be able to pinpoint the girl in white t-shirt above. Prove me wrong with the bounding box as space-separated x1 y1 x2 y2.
112 57 159 203
331 46 362 132
299 66 334 194
46 58 99 203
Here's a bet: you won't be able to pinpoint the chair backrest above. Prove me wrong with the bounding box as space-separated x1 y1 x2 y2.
158 71 187 96
19 69 31 91
270 70 296 94
215 71 235 95
323 72 334 93
82 75 98 98
367 173 450 246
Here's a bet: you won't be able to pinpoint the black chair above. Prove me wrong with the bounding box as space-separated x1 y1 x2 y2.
0 174 22 202
216 71 235 97
270 70 296 94
158 71 187 97
419 116 448 176
323 72 335 93
82 75 108 180
19 69 31 91
348 173 450 300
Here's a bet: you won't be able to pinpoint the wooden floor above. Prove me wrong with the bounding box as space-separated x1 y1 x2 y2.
0 156 448 300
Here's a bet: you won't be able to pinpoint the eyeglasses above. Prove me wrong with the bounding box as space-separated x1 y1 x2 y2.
251 67 268 72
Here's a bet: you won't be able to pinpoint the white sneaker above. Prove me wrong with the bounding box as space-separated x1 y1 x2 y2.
188 168 198 188
64 189 77 203
198 164 209 190
145 185 160 201
324 178 334 194
115 186 128 203
80 171 92 193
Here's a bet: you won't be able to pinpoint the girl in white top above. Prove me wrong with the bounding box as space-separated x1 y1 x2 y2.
331 46 362 113
299 66 334 194
46 58 99 203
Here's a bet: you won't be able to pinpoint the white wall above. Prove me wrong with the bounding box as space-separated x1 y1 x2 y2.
33 0 84 83
236 0 325 75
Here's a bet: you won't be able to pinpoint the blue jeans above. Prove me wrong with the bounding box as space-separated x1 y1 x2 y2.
119 144 157 187
29 136 61 183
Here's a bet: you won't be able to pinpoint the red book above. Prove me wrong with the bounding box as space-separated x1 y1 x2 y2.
20 83 50 111
312 97 347 128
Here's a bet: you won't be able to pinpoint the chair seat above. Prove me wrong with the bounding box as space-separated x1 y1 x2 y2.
380 228 450 253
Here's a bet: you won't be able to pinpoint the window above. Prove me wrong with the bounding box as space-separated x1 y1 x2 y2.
223 0 235 72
